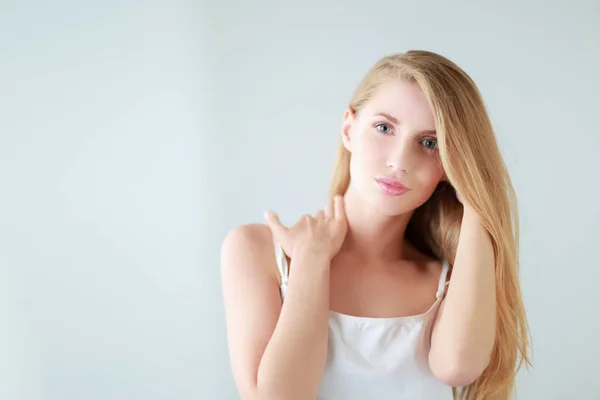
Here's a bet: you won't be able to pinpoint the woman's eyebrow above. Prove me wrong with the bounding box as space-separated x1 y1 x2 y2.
374 112 436 135
374 112 400 124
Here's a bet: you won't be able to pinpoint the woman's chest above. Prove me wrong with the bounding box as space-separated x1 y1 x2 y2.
328 262 439 318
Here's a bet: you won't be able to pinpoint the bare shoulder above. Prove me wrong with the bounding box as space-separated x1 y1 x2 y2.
220 222 280 287
222 222 272 247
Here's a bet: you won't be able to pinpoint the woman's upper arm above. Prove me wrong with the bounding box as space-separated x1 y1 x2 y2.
220 223 283 399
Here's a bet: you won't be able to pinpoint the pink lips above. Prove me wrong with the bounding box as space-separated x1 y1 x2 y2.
375 177 410 196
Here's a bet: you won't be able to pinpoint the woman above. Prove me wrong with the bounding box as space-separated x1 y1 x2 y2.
221 50 532 400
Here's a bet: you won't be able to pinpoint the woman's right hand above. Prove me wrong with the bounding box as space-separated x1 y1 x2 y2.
264 195 348 262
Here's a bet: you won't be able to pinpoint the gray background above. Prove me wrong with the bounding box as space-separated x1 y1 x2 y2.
1 0 599 399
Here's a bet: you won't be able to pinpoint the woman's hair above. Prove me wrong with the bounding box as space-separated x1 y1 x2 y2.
329 50 532 400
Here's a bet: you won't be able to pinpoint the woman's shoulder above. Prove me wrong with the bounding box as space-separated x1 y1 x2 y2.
220 223 280 283
222 223 272 249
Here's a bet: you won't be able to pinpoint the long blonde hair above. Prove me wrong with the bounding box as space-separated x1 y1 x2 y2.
329 50 532 399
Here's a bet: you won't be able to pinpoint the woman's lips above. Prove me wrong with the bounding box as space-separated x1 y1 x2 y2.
375 178 410 196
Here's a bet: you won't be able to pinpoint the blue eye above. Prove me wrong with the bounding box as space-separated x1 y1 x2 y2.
375 123 393 135
421 138 438 150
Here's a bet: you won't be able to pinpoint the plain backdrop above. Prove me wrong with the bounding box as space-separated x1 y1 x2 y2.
1 0 599 399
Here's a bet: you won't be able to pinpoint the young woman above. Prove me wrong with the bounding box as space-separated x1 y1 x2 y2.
221 50 532 400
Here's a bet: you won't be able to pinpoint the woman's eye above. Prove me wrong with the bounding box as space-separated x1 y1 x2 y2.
421 138 438 150
375 123 392 135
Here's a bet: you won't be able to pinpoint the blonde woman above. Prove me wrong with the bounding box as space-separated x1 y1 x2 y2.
221 50 532 400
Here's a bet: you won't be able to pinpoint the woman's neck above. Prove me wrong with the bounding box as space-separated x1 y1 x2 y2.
337 188 415 265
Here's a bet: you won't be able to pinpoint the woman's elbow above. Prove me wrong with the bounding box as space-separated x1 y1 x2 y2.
430 353 490 387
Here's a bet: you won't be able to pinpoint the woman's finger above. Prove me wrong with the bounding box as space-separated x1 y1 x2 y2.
324 197 334 218
334 195 346 221
264 211 289 243
315 209 325 219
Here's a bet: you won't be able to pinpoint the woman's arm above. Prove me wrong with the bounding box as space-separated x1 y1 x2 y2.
428 206 497 387
221 224 331 400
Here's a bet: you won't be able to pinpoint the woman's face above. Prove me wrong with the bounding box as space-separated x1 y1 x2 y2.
342 79 445 216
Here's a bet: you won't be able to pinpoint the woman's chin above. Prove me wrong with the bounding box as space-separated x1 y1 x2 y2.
368 194 416 217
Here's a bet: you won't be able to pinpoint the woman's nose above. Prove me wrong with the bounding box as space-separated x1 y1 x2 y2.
386 140 413 173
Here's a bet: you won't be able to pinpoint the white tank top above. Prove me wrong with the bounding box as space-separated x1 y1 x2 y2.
273 235 454 399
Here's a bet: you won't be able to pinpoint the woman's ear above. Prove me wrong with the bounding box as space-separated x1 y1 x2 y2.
341 108 355 153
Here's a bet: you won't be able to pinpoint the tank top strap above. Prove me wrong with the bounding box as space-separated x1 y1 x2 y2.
272 234 289 299
435 259 450 300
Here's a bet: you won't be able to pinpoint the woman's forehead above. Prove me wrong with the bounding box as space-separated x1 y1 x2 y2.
363 81 435 128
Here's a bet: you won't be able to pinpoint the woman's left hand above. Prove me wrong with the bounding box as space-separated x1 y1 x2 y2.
454 187 465 205
455 188 476 214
